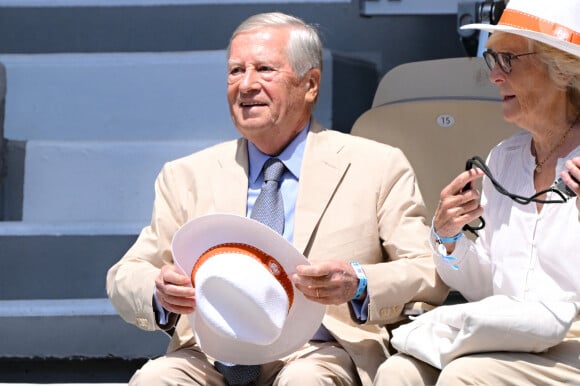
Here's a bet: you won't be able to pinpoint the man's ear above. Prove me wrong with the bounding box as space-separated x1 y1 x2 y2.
304 68 321 103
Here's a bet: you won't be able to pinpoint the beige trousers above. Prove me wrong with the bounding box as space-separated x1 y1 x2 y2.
374 321 580 385
129 341 361 386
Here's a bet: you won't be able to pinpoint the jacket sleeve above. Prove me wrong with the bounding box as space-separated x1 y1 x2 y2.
364 148 449 325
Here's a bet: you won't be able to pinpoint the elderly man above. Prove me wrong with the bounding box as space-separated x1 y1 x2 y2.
107 12 447 386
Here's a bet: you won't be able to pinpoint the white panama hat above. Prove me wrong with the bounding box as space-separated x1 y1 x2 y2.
172 213 326 365
461 0 580 57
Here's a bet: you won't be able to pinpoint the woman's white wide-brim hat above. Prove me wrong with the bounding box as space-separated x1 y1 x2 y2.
461 0 580 57
172 213 326 365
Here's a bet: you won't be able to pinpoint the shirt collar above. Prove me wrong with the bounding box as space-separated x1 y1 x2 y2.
248 121 310 184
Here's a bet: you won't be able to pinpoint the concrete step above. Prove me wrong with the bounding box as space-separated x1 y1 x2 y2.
1 384 127 386
0 357 145 384
0 227 137 300
0 299 168 359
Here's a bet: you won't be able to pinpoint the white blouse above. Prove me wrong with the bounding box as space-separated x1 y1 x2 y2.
433 131 580 303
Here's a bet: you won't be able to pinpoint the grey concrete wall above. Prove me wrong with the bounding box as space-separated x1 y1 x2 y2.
0 4 466 77
0 64 5 220
0 141 24 221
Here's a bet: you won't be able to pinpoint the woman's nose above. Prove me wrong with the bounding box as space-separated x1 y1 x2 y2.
488 65 506 84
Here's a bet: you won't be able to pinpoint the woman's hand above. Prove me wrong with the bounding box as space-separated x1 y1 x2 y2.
433 168 486 240
561 156 580 211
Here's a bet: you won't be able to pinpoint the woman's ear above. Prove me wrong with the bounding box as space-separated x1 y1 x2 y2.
551 63 573 85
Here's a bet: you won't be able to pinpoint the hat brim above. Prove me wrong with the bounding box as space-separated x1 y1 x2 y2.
172 213 326 365
461 23 580 57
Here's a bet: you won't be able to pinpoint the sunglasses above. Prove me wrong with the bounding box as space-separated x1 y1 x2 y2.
482 49 536 74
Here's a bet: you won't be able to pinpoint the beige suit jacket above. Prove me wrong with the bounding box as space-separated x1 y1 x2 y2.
107 120 448 385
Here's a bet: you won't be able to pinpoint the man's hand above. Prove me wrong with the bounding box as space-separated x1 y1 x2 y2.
155 264 196 314
292 260 360 305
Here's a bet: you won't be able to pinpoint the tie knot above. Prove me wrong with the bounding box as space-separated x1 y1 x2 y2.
262 158 285 182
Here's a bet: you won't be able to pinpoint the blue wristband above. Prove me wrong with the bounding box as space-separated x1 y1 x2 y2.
431 218 461 271
436 232 463 243
350 262 367 300
432 218 463 244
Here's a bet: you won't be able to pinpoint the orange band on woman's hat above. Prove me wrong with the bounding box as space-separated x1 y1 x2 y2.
192 242 294 308
500 9 580 45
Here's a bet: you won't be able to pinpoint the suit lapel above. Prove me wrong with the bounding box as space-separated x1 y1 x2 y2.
206 127 349 253
210 139 249 216
294 121 350 254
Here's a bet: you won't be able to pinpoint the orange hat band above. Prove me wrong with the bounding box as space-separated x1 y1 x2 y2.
499 9 580 45
191 243 294 309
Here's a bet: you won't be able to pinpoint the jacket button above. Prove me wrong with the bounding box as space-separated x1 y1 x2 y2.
136 318 149 329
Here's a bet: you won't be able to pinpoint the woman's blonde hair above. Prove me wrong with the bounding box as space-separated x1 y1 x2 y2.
534 41 580 111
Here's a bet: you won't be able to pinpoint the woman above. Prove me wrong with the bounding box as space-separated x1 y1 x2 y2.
375 0 580 384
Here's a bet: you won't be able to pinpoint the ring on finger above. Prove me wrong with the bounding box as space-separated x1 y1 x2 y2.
316 288 320 298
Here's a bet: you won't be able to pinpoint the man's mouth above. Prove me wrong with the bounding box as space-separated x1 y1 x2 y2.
240 101 267 107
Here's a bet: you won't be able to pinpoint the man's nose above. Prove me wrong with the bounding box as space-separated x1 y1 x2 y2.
240 68 261 88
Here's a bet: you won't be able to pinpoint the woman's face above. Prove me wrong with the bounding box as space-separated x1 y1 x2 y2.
487 34 565 130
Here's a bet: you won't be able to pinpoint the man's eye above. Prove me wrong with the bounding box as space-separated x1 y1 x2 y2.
229 67 243 76
258 66 274 72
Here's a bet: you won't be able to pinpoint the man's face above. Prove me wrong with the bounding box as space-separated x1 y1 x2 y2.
227 26 319 155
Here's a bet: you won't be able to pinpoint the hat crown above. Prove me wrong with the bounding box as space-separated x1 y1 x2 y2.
194 252 290 345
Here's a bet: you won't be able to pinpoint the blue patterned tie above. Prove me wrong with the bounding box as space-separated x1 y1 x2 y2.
250 157 285 235
214 361 261 386
215 158 285 385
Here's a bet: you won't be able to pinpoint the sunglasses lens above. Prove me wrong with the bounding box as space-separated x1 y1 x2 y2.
497 53 511 73
483 51 496 71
